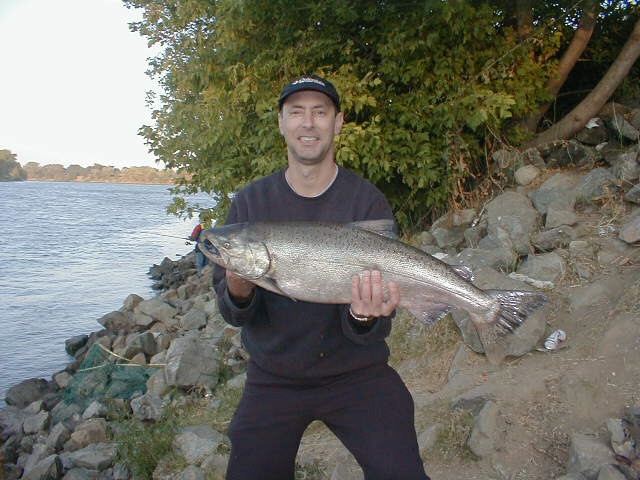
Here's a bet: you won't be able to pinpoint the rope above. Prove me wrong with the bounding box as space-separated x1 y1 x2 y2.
76 343 166 372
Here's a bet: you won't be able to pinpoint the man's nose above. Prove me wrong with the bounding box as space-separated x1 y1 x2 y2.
301 110 314 128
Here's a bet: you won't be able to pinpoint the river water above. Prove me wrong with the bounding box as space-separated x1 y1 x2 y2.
0 181 212 405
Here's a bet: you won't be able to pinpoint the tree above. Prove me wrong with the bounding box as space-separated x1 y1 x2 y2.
0 149 27 181
529 16 640 146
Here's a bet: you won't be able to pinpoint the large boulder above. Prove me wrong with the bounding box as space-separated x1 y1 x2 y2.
164 337 220 389
485 191 540 255
5 379 50 408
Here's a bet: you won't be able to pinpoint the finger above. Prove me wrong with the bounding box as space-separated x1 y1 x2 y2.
359 270 372 304
381 281 401 316
351 275 362 307
370 270 384 313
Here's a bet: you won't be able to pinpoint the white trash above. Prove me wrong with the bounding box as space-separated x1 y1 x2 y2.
544 329 567 351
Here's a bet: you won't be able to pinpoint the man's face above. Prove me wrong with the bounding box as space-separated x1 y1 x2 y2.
278 90 344 166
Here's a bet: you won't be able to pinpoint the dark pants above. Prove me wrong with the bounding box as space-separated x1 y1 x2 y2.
226 363 430 480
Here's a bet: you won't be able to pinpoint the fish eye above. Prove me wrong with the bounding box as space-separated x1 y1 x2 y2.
223 241 231 249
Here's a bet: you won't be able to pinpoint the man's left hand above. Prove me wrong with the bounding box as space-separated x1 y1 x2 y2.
350 270 400 319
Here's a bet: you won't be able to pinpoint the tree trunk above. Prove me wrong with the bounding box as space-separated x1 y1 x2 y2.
523 1 598 132
528 17 640 148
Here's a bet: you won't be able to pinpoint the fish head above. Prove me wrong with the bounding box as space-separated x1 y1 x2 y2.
198 224 271 280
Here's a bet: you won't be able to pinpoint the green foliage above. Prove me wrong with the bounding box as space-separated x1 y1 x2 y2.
0 149 27 181
124 0 635 230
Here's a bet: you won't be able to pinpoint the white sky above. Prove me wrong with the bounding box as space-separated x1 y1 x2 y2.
0 0 162 169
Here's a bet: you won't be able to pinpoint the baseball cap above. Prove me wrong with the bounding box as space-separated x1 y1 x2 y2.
278 75 341 112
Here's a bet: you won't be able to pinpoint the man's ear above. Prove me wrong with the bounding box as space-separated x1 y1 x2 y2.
334 111 344 135
278 112 284 135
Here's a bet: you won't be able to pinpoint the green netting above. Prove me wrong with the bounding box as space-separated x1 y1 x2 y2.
64 343 158 410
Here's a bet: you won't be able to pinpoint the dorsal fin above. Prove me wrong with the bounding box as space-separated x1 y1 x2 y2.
451 264 474 283
350 219 397 239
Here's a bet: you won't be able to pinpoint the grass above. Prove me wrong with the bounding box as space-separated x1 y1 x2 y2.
418 401 478 463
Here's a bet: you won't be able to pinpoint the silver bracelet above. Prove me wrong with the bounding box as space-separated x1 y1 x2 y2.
349 306 373 322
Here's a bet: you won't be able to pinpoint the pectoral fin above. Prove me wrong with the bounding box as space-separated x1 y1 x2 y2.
350 219 398 239
406 303 455 327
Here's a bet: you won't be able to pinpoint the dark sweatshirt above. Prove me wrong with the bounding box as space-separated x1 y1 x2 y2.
213 166 396 380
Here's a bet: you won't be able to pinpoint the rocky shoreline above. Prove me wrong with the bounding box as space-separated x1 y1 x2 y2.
1 101 640 480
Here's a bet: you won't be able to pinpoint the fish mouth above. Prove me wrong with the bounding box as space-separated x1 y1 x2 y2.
199 238 220 258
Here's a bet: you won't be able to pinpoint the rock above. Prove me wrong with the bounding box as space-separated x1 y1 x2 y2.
130 393 164 421
5 379 50 408
431 226 466 250
626 184 640 204
66 443 117 471
575 117 609 145
485 191 540 255
127 332 158 357
517 252 566 283
545 140 597 169
575 168 618 203
515 164 540 186
607 418 638 459
619 215 640 243
146 369 169 397
546 205 577 229
226 373 247 389
451 385 493 415
0 406 27 437
176 465 206 480
65 336 89 357
120 294 144 313
556 474 587 480
2 463 23 480
136 298 178 329
23 412 51 435
330 460 362 480
23 444 49 475
164 336 221 389
61 468 99 480
3 435 21 463
200 454 228 479
609 148 640 182
69 419 108 450
468 401 505 457
417 424 442 452
81 401 107 421
566 433 614 480
180 310 208 331
173 425 225 465
531 226 577 251
96 311 131 333
599 102 632 119
530 172 581 214
596 464 627 480
50 402 83 425
46 423 71 454
53 372 73 390
454 247 517 272
24 400 44 415
132 312 155 328
22 454 62 480
608 112 640 141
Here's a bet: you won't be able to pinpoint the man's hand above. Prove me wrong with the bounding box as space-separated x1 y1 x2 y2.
350 270 400 319
226 270 255 303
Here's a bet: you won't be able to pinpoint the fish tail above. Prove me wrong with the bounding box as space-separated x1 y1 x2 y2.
471 290 548 365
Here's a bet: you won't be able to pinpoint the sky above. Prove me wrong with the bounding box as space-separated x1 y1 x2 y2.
0 0 162 169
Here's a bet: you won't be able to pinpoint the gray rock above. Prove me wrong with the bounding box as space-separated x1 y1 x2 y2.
96 311 131 333
130 393 164 421
50 402 82 425
556 474 587 480
0 406 27 436
596 464 626 480
546 206 578 229
66 443 117 471
173 425 224 465
493 149 524 171
23 444 49 475
2 463 23 480
46 423 71 454
65 336 89 357
625 184 640 204
127 332 158 357
454 247 517 273
330 460 362 480
566 433 613 480
180 310 208 331
517 252 566 283
81 401 107 421
451 384 494 415
5 379 50 408
176 465 206 480
619 215 640 244
24 400 44 415
417 424 442 452
599 102 632 120
609 149 640 182
485 191 540 255
200 454 228 480
575 118 609 145
608 112 640 141
515 164 540 186
165 337 220 389
61 468 99 480
226 373 247 389
530 172 581 214
431 226 466 250
569 240 595 259
468 401 505 457
23 412 51 435
418 231 436 247
120 294 144 313
3 435 21 463
112 462 131 480
575 168 618 203
69 419 108 449
135 298 178 328
531 226 577 251
132 312 155 328
607 418 638 459
146 369 169 397
22 454 62 480
631 108 640 129
545 140 597 168
53 372 73 390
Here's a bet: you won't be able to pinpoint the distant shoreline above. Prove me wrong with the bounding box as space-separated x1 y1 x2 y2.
24 178 174 185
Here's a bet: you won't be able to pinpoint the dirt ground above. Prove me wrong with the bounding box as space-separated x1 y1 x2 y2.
296 246 640 479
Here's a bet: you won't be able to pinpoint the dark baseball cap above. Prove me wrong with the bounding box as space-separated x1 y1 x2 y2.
278 75 341 112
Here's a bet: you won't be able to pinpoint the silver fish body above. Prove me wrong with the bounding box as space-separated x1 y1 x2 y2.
200 221 547 338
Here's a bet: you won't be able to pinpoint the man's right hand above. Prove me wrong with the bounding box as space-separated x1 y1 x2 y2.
226 270 255 304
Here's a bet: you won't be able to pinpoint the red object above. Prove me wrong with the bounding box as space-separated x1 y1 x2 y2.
190 224 203 241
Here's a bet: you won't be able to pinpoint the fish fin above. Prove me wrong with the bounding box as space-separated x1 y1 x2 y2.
407 305 455 327
469 290 547 365
262 278 297 302
450 264 474 283
350 219 398 239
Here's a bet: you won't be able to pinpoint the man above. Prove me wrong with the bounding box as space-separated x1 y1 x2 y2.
188 213 208 273
213 75 430 480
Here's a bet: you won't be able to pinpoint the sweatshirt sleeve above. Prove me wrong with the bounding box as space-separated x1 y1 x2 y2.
212 199 264 327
